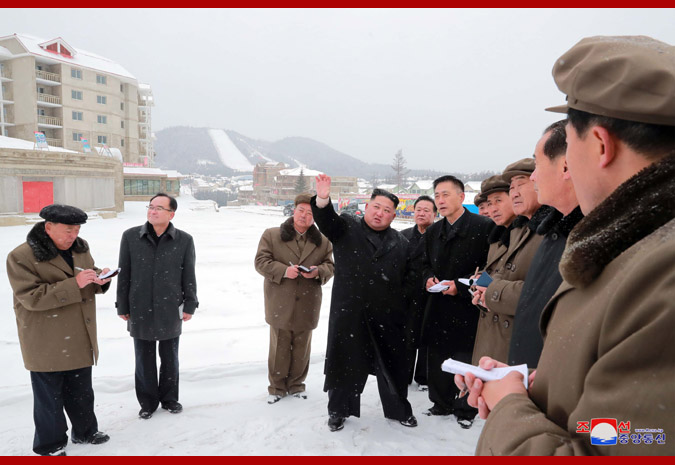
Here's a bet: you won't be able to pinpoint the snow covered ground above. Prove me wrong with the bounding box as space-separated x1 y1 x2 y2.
0 197 483 456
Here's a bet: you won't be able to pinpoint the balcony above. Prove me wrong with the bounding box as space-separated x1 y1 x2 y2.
37 115 62 128
0 68 11 81
37 93 62 107
45 137 62 147
36 70 61 86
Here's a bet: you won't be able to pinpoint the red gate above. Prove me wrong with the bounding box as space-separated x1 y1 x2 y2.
23 181 54 213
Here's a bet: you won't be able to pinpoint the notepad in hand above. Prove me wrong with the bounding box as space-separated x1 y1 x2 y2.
441 357 528 389
98 268 121 279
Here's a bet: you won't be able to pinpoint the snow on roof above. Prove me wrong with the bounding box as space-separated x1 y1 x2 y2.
123 167 168 176
162 170 183 178
208 129 255 172
0 134 78 153
412 180 434 190
466 181 482 192
239 185 254 191
3 33 136 80
279 167 323 177
93 145 122 162
0 45 12 58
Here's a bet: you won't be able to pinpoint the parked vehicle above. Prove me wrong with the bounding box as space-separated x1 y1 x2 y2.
340 203 364 217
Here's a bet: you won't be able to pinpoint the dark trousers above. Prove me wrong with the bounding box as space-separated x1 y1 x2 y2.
407 346 428 385
30 367 98 455
134 337 180 412
427 346 477 419
327 362 412 422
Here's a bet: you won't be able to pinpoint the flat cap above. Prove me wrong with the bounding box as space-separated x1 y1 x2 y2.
294 193 313 206
473 192 487 207
39 204 88 225
547 35 675 126
480 174 510 198
502 158 535 183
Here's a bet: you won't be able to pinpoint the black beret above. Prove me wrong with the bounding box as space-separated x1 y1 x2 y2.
39 204 88 225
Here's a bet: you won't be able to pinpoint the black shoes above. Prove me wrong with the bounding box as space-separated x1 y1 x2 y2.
399 415 418 427
457 417 475 429
71 431 110 445
41 447 66 456
328 416 345 432
139 409 153 419
292 392 307 399
424 404 453 416
161 401 183 414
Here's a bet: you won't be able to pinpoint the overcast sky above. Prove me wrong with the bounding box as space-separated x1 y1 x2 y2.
1 8 674 173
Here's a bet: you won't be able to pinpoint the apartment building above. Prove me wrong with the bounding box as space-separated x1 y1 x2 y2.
0 33 153 165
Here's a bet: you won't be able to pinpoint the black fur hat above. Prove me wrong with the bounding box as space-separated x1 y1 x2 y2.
39 204 88 225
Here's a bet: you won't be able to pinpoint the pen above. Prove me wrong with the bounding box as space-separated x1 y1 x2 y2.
75 267 85 272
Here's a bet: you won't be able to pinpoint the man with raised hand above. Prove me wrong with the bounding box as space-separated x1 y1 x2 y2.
311 174 417 432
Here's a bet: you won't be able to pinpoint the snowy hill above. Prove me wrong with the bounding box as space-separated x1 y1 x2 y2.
154 127 394 177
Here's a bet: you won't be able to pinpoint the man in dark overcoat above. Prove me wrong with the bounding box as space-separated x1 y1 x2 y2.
401 195 436 390
419 175 493 428
311 174 417 432
116 193 198 419
7 204 112 455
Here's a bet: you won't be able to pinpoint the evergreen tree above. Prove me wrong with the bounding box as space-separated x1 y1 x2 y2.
391 149 410 193
295 168 308 194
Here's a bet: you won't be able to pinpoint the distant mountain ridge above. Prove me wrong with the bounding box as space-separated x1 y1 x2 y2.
154 126 400 178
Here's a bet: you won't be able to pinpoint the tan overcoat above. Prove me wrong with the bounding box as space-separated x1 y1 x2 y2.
6 223 108 372
472 215 544 364
254 218 334 331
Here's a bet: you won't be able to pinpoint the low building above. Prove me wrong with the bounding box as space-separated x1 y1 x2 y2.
0 134 122 225
123 167 182 202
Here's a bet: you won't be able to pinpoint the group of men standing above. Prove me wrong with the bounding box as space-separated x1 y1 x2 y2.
254 34 674 456
7 193 197 455
6 33 673 456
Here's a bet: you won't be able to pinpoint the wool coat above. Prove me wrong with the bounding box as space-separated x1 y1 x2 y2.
471 208 549 365
254 217 334 331
310 198 411 394
477 155 675 456
419 210 494 353
116 222 198 341
508 206 583 367
7 222 109 372
401 225 429 349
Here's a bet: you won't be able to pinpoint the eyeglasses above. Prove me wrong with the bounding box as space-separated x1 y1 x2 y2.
146 205 173 212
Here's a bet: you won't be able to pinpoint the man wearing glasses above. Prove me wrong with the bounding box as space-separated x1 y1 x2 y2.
116 193 198 420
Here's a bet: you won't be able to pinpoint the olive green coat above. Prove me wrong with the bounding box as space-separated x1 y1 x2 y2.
476 156 675 455
254 218 334 331
7 223 108 372
472 212 546 364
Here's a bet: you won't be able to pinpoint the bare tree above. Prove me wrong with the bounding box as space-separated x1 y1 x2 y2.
390 149 410 193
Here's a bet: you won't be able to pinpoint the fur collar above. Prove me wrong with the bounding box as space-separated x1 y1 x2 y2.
280 217 323 247
527 205 555 232
560 154 675 288
27 222 89 262
488 225 509 247
536 206 584 238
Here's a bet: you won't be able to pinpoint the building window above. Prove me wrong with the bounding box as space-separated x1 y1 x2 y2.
71 90 83 100
120 102 124 111
120 84 124 92
121 139 124 147
97 95 107 104
72 111 83 121
96 75 107 85
71 68 82 79
124 179 161 196
121 121 124 129
98 135 107 144
72 132 83 142
97 115 107 124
